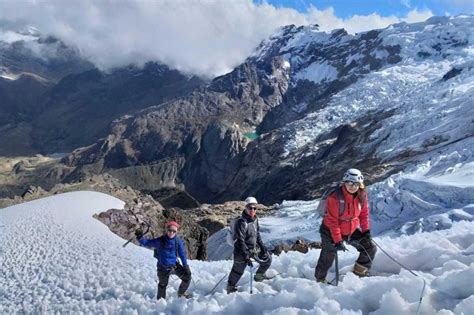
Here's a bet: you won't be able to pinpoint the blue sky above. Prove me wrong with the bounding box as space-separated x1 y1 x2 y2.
259 0 473 17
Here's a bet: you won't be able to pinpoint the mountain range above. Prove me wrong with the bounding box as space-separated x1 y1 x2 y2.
1 15 472 207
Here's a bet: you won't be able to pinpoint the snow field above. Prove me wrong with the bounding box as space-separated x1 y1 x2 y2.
1 191 474 314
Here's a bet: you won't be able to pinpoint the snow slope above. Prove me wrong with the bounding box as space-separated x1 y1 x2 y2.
2 191 473 314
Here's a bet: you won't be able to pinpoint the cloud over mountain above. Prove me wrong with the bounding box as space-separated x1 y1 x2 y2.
1 0 432 77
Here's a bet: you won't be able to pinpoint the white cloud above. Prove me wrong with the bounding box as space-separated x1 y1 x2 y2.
0 0 433 78
401 0 412 9
404 9 435 23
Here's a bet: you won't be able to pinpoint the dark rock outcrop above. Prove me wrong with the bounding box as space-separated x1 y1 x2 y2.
183 201 275 235
94 200 208 260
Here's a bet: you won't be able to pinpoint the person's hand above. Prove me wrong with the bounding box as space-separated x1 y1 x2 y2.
244 252 253 266
334 242 347 251
362 230 372 240
135 230 143 239
258 249 269 260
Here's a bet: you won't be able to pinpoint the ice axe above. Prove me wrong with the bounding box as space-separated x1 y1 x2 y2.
122 221 150 247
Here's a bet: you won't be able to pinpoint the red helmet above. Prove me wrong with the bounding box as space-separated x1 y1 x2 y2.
166 221 180 229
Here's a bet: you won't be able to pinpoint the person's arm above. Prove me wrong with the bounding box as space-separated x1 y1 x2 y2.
325 194 343 244
178 238 188 266
138 237 161 248
256 219 267 252
234 219 249 256
359 191 370 233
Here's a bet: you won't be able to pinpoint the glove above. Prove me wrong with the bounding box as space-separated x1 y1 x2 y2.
135 230 143 239
362 230 372 240
244 252 253 266
258 250 269 260
334 242 347 252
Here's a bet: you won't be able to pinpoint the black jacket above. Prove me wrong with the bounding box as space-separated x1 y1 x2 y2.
234 211 266 256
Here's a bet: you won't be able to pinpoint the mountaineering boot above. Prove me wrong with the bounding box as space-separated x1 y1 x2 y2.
226 285 238 294
178 292 193 299
316 278 331 285
254 273 271 282
353 263 369 277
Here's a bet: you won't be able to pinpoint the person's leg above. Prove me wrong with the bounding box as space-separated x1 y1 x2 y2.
174 264 192 295
349 229 377 275
315 225 337 281
255 253 272 280
227 252 247 291
157 268 171 300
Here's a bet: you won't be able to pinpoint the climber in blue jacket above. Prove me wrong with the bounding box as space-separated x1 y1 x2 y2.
136 221 192 299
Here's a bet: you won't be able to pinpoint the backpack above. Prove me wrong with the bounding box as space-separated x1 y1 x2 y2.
226 216 256 247
316 185 344 217
316 185 365 218
154 236 181 263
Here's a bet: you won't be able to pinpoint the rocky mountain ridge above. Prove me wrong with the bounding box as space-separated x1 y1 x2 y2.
2 16 473 208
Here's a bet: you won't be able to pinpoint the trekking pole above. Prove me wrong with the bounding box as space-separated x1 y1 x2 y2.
249 262 254 294
334 250 339 286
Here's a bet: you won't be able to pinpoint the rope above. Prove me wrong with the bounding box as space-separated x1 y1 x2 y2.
371 239 426 315
205 273 228 296
337 237 426 315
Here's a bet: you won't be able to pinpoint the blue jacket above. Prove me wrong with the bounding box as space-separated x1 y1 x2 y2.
138 235 188 269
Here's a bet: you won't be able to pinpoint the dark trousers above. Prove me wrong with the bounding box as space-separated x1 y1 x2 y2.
157 263 191 299
227 250 272 287
315 224 376 281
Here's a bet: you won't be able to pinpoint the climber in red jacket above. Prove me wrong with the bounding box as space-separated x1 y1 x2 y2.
315 168 376 283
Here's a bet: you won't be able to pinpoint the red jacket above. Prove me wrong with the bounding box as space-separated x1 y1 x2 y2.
322 185 370 243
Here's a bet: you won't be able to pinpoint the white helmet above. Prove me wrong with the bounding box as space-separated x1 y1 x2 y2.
245 197 258 206
343 168 364 183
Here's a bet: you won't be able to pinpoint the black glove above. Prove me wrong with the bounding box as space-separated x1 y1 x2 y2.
334 242 347 252
135 230 143 239
244 252 253 266
258 250 268 259
184 265 191 276
362 230 372 240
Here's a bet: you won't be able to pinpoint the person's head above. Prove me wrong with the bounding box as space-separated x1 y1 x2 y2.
342 168 364 193
165 221 179 238
244 196 258 218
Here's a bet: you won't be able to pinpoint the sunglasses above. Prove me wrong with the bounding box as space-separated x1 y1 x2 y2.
248 206 257 211
345 181 360 187
167 229 177 234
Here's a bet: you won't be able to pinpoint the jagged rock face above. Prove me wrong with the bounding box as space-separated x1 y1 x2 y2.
94 201 208 260
183 201 275 236
62 60 290 203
